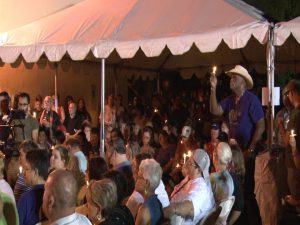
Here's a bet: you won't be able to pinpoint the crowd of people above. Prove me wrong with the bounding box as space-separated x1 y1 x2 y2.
0 64 299 225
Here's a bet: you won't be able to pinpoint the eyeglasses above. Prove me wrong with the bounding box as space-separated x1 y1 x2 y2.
185 159 199 168
284 89 294 97
18 103 28 106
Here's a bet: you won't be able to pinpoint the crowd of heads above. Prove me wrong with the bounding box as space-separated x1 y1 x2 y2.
0 75 299 225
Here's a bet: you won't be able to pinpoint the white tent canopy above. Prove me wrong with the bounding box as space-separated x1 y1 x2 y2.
274 16 300 46
0 0 269 64
0 0 84 33
271 16 300 74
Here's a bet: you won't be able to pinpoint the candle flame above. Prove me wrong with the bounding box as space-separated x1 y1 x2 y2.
290 129 297 137
19 166 23 174
183 153 187 164
176 163 180 168
212 66 217 74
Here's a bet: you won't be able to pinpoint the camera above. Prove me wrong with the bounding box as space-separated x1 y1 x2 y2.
10 110 26 120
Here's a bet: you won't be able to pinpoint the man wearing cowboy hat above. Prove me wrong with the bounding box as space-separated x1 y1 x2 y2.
209 65 265 152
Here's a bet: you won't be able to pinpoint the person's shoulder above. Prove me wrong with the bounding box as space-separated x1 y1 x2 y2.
107 210 135 225
75 213 92 225
245 90 260 100
28 115 39 126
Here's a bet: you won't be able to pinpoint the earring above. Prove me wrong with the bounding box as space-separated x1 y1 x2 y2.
144 188 147 195
96 214 102 222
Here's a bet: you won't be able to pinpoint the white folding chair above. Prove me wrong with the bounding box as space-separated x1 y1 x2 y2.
197 206 222 225
216 196 235 225
170 214 185 225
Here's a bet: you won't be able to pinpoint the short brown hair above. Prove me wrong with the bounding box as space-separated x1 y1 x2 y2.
286 79 300 95
54 145 69 167
19 140 38 154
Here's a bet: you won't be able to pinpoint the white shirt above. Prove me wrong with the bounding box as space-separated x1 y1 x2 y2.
51 213 91 225
171 177 215 225
210 170 234 204
74 151 87 174
126 180 170 217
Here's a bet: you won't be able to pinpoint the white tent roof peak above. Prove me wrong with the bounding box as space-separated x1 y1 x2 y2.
0 0 269 63
274 16 300 46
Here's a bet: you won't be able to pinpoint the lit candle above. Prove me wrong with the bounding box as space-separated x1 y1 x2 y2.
165 119 168 124
290 129 297 137
86 180 89 186
51 145 55 150
212 66 217 75
19 166 23 174
176 163 180 168
180 140 183 144
198 118 201 121
187 150 192 158
183 153 187 164
154 108 158 113
32 112 36 119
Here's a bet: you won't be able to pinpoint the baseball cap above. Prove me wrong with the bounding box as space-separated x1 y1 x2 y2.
192 149 210 182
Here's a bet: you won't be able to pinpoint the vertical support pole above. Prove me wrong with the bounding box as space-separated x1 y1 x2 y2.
267 24 275 149
100 58 106 157
157 73 160 94
54 64 58 113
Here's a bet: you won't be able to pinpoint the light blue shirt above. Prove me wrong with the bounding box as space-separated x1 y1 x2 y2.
74 151 87 174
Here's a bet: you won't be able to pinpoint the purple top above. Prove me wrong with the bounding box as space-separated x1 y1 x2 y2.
17 184 44 225
220 90 264 149
155 145 176 168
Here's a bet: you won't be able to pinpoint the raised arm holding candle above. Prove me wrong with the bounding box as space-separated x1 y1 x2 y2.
209 65 265 151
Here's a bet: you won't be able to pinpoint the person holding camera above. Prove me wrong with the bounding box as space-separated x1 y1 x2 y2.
11 92 39 144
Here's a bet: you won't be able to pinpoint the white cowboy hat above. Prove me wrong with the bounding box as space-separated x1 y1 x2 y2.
225 65 253 89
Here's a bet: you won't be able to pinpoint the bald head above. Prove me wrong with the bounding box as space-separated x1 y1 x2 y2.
48 169 78 209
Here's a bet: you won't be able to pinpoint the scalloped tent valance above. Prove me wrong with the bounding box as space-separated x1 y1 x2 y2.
0 0 269 64
274 16 300 46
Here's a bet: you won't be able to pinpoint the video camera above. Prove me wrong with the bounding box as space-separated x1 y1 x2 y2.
10 109 26 120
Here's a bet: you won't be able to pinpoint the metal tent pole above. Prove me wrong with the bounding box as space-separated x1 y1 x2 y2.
267 24 275 149
54 64 58 113
100 58 106 157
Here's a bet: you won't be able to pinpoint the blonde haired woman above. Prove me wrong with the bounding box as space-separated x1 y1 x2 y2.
86 179 117 225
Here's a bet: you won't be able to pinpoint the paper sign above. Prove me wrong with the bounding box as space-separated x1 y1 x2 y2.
262 87 280 106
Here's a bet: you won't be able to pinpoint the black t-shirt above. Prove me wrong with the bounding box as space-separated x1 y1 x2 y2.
64 113 84 135
230 172 244 212
100 205 134 225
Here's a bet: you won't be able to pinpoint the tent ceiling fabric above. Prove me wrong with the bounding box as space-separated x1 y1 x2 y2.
0 0 270 63
0 0 84 33
274 16 300 46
